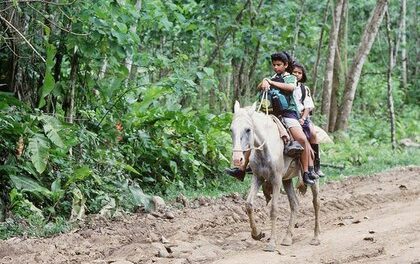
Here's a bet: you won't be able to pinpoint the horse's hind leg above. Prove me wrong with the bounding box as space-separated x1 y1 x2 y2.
281 178 298 246
309 182 321 245
246 175 264 241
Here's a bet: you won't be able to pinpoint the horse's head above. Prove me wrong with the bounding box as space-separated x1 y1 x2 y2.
230 101 257 167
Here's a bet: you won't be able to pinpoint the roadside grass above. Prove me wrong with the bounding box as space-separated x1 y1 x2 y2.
0 216 70 240
164 143 420 201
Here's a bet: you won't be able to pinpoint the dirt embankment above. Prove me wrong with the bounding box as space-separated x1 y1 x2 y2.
0 166 419 264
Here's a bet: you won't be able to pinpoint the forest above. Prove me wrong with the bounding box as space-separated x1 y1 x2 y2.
0 0 419 238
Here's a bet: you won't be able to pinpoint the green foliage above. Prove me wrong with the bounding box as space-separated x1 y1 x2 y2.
0 83 232 238
0 0 418 239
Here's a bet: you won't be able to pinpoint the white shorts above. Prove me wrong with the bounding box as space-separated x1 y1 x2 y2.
283 117 301 128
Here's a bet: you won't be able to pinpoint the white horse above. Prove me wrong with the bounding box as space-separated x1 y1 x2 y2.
230 101 320 252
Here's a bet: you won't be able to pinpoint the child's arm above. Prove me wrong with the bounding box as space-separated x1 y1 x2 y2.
266 73 296 92
265 79 295 92
300 86 315 124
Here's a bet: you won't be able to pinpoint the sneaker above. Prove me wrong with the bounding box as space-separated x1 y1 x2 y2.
225 168 246 181
303 171 315 186
284 140 304 158
308 168 318 180
315 168 325 177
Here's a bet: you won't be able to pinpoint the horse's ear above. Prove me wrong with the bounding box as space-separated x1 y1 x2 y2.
234 101 241 113
248 101 257 115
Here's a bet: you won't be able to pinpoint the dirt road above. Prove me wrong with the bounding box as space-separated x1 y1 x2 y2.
0 166 419 264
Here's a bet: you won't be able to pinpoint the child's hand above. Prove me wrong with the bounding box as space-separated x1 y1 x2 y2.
261 79 270 91
299 118 305 125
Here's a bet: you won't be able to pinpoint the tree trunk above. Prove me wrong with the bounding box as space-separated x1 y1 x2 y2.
385 11 396 150
247 40 261 96
335 0 388 131
342 0 349 78
329 46 341 131
232 57 241 109
311 0 331 97
416 2 420 89
125 0 142 87
291 0 305 58
400 0 407 97
329 0 348 132
321 0 344 130
66 50 78 124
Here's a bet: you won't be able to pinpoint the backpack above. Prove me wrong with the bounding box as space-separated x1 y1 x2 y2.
259 74 291 116
300 83 306 104
259 89 289 117
299 83 314 115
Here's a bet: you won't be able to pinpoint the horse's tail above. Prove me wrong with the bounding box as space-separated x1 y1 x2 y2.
296 172 308 195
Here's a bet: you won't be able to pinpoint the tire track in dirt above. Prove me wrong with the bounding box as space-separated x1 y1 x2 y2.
0 166 419 264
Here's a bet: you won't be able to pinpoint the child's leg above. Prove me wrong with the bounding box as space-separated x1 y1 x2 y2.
289 126 315 185
308 122 324 177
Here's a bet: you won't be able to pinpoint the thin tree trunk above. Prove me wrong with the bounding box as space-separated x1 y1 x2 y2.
342 0 349 78
400 0 407 98
385 11 396 150
329 0 348 131
329 46 341 131
67 50 78 124
232 57 241 109
248 40 261 93
321 0 344 130
311 0 331 97
246 0 263 98
125 0 142 86
416 2 420 88
291 0 305 58
238 58 245 97
335 0 388 131
99 58 108 80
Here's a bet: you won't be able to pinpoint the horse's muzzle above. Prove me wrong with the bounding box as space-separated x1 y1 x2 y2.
232 151 245 167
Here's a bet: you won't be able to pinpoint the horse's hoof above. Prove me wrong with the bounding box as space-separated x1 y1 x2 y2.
252 232 265 241
263 242 276 252
280 236 293 246
310 238 320 246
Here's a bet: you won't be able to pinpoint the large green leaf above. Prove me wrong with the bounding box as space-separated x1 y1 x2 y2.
41 115 65 148
133 87 172 112
28 134 50 174
38 41 56 108
9 175 51 196
65 166 92 188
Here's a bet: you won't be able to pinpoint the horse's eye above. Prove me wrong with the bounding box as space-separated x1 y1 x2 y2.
245 128 251 134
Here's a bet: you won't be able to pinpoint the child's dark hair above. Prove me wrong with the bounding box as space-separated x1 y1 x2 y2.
270 51 294 73
292 62 307 83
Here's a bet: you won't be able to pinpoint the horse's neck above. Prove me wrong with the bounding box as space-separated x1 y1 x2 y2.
251 113 283 154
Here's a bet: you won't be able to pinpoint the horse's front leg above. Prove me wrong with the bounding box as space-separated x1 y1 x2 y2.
281 178 299 246
246 175 264 241
310 181 321 245
264 178 281 252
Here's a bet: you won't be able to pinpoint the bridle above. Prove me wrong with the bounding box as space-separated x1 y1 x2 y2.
231 91 270 153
